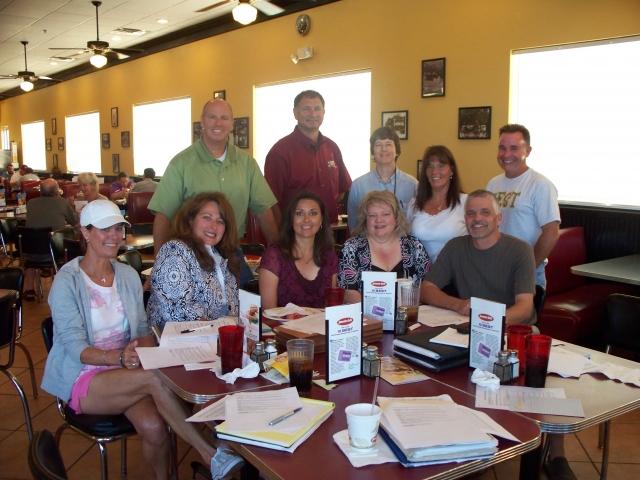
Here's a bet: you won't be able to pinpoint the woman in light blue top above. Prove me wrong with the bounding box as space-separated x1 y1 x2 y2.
407 145 467 263
42 200 244 480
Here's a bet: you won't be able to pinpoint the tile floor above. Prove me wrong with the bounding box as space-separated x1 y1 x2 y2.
1 275 640 479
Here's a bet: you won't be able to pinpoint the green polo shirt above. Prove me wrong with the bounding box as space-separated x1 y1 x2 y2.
148 140 276 237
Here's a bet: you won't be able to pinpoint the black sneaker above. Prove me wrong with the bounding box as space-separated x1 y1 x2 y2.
545 457 578 480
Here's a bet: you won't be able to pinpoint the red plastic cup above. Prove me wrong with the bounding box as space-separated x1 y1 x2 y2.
219 325 245 374
524 334 552 388
325 287 345 307
507 324 533 374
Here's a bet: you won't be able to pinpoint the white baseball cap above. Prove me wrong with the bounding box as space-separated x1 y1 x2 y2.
80 200 131 228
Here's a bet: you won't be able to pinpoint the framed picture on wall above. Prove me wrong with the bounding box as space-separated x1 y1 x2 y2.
458 106 492 139
193 122 203 144
102 133 110 149
52 154 58 168
46 138 52 151
233 117 249 148
112 154 120 173
57 137 64 150
213 90 226 100
381 110 408 140
121 131 130 148
422 58 446 98
51 118 57 135
111 107 118 127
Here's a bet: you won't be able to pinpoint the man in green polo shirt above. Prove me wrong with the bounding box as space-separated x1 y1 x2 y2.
149 99 278 285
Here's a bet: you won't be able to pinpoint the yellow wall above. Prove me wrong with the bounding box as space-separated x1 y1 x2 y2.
1 0 638 189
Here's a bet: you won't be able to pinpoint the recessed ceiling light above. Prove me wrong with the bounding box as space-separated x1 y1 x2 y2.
50 61 58 65
157 19 169 24
111 36 121 41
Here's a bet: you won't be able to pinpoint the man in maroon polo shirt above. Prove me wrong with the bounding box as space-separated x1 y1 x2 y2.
264 90 352 224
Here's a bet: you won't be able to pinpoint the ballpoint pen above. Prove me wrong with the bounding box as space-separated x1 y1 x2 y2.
268 407 302 426
181 325 213 334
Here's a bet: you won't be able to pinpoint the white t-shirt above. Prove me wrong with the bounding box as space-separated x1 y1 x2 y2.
487 168 561 286
406 193 468 263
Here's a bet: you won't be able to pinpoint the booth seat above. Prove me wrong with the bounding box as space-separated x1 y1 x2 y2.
539 226 638 345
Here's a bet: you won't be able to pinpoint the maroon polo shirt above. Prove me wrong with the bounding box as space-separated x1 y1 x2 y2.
264 126 352 222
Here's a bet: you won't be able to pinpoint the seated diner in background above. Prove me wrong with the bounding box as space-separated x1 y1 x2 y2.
147 191 240 328
68 172 108 210
407 145 467 263
130 167 158 193
41 200 244 480
338 190 430 304
258 190 337 309
110 171 135 200
420 189 536 325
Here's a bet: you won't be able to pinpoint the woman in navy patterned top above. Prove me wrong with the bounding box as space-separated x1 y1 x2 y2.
338 190 430 304
147 192 240 327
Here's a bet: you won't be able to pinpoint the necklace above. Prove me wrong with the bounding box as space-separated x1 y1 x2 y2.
437 204 444 211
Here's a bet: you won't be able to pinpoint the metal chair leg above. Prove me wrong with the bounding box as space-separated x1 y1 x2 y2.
1 369 33 440
98 441 109 480
15 341 38 398
121 438 127 476
598 422 605 448
169 426 179 480
35 269 43 303
600 420 610 480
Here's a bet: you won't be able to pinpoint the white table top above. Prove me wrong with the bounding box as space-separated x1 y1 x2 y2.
571 254 640 286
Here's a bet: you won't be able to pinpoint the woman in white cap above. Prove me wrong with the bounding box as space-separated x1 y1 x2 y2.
41 200 244 480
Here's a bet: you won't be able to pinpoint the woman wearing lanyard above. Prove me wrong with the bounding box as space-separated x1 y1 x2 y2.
147 192 240 328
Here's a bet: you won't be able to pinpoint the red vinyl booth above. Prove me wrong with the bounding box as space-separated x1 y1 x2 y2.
539 226 638 344
127 191 155 225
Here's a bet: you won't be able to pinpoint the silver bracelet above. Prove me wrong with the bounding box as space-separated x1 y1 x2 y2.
119 349 125 368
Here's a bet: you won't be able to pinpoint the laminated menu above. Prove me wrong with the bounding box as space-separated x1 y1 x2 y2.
325 302 362 383
361 271 397 331
239 289 261 366
469 297 505 372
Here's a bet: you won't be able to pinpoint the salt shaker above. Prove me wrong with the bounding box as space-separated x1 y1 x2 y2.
493 350 512 384
363 346 381 379
250 341 268 372
265 338 278 360
395 307 408 336
508 350 520 379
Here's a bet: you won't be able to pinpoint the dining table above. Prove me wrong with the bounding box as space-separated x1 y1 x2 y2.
571 254 640 286
155 317 542 480
119 233 153 251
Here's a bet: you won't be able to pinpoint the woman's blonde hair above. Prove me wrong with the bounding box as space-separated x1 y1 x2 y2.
351 190 411 238
77 172 99 191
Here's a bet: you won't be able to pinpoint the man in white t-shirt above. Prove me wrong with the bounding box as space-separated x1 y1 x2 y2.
487 124 570 480
486 124 560 288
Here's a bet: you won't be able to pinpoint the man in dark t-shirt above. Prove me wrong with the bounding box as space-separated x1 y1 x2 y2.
420 189 536 325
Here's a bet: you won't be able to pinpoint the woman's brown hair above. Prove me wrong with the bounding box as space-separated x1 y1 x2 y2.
169 192 240 280
277 190 334 267
414 145 464 213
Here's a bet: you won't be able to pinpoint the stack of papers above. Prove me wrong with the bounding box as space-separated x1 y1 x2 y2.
136 318 236 370
377 396 518 466
212 388 334 452
417 305 468 327
392 327 469 372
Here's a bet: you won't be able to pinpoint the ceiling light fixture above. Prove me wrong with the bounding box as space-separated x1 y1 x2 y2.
20 79 34 92
157 19 169 24
232 2 257 25
90 53 107 68
111 36 121 41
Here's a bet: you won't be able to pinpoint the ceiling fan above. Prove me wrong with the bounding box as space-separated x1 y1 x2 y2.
0 41 62 92
50 1 145 68
197 0 285 25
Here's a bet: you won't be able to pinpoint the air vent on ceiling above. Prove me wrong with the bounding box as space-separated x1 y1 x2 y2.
110 28 147 36
47 57 76 62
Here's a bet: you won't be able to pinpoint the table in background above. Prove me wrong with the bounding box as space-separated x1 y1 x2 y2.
571 254 640 286
330 219 348 244
120 234 153 251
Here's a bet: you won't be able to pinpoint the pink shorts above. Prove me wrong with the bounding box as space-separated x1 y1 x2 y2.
68 365 119 414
